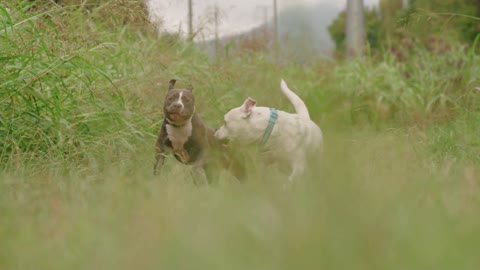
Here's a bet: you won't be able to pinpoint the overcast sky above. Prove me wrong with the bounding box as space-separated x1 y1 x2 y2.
147 0 379 40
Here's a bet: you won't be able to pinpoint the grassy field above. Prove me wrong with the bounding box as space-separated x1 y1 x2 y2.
1 2 480 270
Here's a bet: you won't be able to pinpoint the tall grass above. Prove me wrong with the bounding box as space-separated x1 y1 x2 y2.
330 45 479 126
1 2 479 270
0 2 166 173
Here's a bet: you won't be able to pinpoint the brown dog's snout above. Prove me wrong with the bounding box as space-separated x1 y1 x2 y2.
171 103 182 110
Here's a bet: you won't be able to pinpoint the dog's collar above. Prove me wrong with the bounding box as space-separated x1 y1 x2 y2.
165 115 193 128
259 108 278 146
165 118 185 127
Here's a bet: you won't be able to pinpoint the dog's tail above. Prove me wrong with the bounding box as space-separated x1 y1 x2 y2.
280 79 310 120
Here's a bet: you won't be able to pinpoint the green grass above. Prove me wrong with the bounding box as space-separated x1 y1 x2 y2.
1 2 480 270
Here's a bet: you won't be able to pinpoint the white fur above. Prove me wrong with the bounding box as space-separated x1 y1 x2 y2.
215 79 323 182
167 120 192 150
174 92 184 112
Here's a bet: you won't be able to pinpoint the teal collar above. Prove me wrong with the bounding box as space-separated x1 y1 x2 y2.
259 108 278 146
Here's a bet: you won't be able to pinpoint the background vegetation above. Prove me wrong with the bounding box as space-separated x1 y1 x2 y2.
1 0 479 269
329 0 480 55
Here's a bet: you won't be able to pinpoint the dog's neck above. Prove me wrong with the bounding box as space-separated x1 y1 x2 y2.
259 108 278 146
166 118 193 150
165 117 189 127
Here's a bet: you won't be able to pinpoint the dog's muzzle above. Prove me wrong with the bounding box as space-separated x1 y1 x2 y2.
214 128 228 142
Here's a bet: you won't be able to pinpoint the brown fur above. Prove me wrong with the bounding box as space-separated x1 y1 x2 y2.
153 79 245 184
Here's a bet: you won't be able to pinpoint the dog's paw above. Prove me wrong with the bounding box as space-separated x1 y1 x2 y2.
174 149 190 163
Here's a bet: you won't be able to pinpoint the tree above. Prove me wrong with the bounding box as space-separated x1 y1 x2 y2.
381 0 480 44
328 7 382 56
329 0 480 57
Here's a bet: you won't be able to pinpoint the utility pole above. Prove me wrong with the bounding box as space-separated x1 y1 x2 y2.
272 0 279 59
188 0 193 41
345 0 365 57
214 4 219 57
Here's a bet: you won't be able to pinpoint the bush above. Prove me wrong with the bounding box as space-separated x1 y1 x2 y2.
330 44 479 126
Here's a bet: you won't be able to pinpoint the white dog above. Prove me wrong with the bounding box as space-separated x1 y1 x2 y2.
214 80 323 181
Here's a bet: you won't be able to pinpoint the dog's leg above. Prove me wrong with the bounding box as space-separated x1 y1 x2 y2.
289 157 306 182
203 164 216 185
193 151 220 185
153 150 166 176
216 144 246 182
153 133 167 175
172 140 190 163
191 166 209 185
225 153 246 182
190 151 210 185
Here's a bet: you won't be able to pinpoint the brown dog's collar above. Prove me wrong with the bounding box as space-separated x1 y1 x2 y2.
165 117 187 127
165 113 195 128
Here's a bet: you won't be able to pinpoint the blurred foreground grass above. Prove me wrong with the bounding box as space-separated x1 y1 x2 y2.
1 2 479 270
2 130 480 270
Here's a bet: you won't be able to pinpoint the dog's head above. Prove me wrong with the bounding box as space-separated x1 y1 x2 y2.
163 79 195 125
215 97 262 144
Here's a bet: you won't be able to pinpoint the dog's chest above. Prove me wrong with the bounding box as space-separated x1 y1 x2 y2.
166 122 192 146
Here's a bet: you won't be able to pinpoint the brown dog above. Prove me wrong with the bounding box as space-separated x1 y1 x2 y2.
154 79 245 183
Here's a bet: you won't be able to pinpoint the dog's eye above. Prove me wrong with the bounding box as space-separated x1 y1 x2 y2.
183 97 190 103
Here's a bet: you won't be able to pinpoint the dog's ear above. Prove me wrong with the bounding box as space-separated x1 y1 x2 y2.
168 79 177 90
241 97 256 118
186 85 193 91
